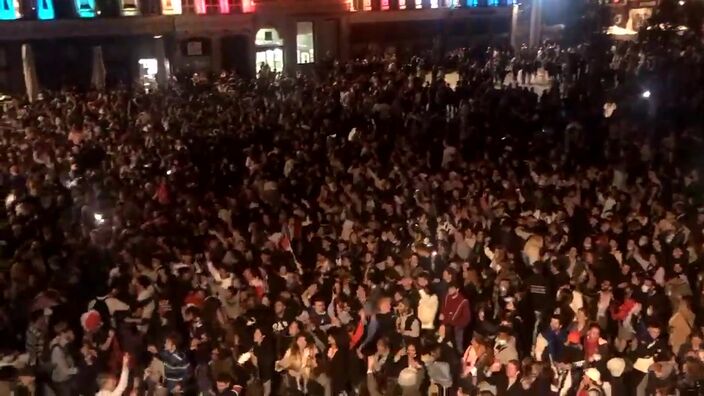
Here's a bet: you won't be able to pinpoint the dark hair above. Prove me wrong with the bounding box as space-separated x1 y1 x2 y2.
215 373 233 384
136 275 152 289
29 309 44 323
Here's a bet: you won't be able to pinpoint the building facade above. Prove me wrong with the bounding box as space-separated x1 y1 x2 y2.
0 0 514 93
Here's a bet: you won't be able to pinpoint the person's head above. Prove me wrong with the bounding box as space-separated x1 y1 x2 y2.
378 297 391 313
215 374 232 392
274 299 286 315
416 273 429 288
506 359 520 378
406 342 417 359
448 284 459 296
57 328 74 346
288 320 301 337
549 316 562 332
642 278 655 294
397 298 410 315
376 337 389 354
254 328 265 344
313 298 326 314
647 322 662 340
295 334 308 350
164 333 180 352
328 333 337 347
97 372 118 390
587 323 601 340
442 269 454 283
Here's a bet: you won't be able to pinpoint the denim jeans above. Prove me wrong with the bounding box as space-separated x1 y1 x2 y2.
454 326 465 353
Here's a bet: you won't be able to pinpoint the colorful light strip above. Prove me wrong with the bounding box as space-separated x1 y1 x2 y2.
0 0 21 20
161 0 181 14
37 0 56 19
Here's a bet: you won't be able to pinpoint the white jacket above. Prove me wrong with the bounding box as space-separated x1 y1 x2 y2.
418 289 438 330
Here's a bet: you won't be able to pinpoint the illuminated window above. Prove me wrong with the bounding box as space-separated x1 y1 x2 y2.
381 0 388 10
218 0 229 13
0 0 21 20
414 0 421 8
466 0 477 5
241 0 254 12
398 0 405 9
193 0 206 13
161 0 182 14
37 0 55 19
74 0 96 17
120 0 140 15
296 22 315 64
363 0 371 11
430 0 438 7
487 0 498 5
255 28 283 46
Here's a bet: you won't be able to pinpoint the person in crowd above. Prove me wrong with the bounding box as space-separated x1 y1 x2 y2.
96 353 130 396
2 17 704 396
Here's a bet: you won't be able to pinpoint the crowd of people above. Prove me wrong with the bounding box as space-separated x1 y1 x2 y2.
1 19 704 396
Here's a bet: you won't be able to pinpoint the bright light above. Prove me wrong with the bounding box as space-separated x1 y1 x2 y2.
678 0 685 5
153 35 163 39
642 90 651 99
94 213 105 224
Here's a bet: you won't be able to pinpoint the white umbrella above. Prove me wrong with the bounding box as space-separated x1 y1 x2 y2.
21 44 39 102
91 46 106 90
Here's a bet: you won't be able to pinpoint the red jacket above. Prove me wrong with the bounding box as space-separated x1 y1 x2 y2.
611 298 637 321
442 292 471 328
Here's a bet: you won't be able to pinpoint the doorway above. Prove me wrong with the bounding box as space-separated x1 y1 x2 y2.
254 28 284 74
222 35 252 78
